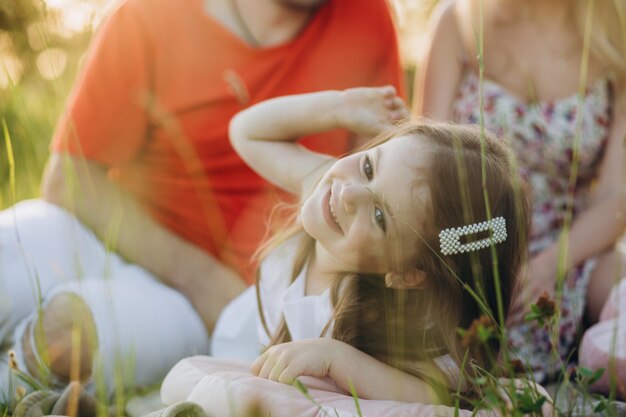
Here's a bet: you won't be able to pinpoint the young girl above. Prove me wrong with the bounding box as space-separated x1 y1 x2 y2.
219 86 530 403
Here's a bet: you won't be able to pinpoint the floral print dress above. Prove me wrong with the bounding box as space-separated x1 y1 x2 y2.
453 72 612 381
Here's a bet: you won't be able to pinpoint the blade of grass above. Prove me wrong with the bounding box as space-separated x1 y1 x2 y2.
3 119 50 386
293 379 331 417
347 379 363 417
2 119 15 206
474 0 506 348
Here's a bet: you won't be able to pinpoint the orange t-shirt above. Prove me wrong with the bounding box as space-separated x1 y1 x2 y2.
52 0 404 282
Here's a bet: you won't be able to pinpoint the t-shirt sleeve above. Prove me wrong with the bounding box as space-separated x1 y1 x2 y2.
51 0 153 166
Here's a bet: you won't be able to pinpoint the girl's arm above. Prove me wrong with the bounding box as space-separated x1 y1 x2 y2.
251 338 446 404
229 87 406 196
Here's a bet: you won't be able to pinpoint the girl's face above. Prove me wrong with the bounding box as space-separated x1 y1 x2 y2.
301 135 430 275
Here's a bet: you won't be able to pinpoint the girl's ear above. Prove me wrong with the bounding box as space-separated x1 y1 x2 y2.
384 270 427 289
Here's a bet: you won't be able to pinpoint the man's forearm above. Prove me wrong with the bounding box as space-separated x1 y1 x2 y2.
41 153 245 329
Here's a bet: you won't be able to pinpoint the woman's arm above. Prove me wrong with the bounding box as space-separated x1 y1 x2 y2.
511 87 626 320
251 338 446 404
229 87 406 196
529 195 625 285
558 84 626 265
413 0 465 119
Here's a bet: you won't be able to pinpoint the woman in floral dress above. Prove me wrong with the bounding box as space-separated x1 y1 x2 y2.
415 0 626 381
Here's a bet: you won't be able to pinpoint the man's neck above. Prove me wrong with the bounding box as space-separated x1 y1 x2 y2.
205 0 316 47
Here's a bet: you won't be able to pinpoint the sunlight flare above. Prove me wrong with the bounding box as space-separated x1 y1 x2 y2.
36 48 68 80
0 56 23 89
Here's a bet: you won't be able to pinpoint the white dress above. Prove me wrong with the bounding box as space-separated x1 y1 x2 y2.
211 234 460 387
211 234 334 361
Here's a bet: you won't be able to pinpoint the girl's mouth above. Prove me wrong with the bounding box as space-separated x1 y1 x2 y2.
323 187 343 234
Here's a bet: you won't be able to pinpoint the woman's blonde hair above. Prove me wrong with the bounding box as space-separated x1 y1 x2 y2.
574 0 626 81
256 120 531 400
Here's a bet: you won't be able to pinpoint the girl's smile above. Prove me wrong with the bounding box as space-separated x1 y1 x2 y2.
323 187 343 234
301 135 430 275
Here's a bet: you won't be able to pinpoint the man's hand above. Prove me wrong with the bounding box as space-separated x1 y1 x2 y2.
251 338 345 384
334 86 408 138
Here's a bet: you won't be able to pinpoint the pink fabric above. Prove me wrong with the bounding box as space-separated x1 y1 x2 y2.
599 279 626 321
579 280 626 396
161 357 545 417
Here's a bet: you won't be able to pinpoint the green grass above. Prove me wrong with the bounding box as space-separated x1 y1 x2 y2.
1 77 66 209
0 3 89 209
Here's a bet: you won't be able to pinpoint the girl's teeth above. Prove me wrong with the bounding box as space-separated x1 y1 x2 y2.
329 203 339 226
329 191 340 228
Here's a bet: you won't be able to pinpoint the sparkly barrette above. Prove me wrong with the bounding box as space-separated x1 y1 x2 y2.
439 217 507 255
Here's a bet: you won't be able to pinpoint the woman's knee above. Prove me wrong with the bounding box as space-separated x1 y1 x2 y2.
22 292 98 383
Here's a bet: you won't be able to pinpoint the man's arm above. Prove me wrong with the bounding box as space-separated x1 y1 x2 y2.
41 153 246 331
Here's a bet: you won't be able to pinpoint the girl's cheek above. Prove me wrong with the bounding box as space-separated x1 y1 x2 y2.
348 224 377 251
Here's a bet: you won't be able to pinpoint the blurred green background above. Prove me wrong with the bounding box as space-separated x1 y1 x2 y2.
0 0 436 209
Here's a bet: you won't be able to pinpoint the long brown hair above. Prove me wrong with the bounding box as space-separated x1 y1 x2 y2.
256 120 530 399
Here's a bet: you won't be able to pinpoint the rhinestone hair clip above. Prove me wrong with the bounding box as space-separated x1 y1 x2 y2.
439 217 507 255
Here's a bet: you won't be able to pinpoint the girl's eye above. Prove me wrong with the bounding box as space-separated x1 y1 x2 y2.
374 207 386 232
363 156 374 180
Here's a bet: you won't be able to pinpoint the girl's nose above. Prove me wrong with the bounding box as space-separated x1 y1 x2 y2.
340 184 369 214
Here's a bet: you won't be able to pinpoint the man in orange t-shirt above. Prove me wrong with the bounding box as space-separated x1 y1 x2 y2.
0 0 403 392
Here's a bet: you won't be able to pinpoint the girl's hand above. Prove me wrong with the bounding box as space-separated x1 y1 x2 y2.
251 338 344 384
334 86 408 138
